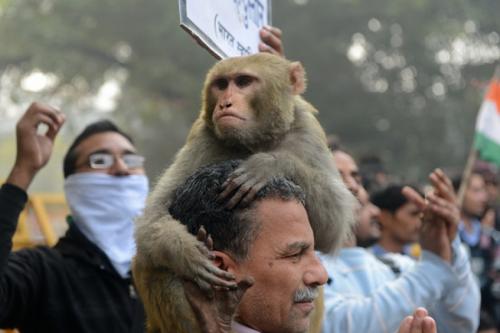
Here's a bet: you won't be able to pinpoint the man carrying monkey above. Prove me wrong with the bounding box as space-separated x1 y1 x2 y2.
162 159 438 333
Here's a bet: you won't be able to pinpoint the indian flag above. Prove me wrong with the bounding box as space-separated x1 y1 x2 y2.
474 68 500 166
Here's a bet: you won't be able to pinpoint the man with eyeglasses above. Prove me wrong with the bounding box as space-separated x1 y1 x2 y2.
0 102 148 333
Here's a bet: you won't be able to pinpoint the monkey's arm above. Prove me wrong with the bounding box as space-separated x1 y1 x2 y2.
183 228 254 333
134 121 237 291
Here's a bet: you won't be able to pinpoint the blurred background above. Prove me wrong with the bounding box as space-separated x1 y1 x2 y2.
0 0 499 191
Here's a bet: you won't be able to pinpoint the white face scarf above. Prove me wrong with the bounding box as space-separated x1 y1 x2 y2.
64 173 149 278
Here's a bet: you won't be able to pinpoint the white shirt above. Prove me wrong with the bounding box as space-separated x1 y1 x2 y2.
232 321 261 333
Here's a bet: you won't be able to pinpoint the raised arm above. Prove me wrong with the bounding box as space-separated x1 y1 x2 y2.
6 102 65 190
322 169 479 333
0 102 64 322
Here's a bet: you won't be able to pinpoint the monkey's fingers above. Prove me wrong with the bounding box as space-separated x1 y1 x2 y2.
192 277 215 298
225 185 251 209
198 268 238 291
203 263 236 282
222 174 254 209
239 181 266 207
219 173 248 203
206 234 214 251
196 243 215 260
196 226 208 242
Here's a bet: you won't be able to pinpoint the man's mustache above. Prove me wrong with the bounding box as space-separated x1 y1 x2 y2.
293 287 318 303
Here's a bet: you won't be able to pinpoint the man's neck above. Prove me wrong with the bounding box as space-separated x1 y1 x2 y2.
377 236 404 254
461 213 478 232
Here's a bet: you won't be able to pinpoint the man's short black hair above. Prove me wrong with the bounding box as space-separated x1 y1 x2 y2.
63 120 134 178
168 160 306 261
372 184 421 213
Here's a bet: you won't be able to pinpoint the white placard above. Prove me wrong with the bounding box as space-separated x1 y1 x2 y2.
179 0 272 59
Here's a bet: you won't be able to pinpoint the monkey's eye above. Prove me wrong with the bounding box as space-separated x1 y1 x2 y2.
235 75 254 88
213 78 228 90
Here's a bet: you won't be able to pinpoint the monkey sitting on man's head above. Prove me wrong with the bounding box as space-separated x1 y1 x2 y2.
133 52 357 332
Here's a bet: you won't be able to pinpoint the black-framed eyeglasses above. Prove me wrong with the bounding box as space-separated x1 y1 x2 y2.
88 153 145 169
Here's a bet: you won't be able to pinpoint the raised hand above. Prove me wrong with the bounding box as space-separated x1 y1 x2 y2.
402 169 459 263
6 102 65 190
398 308 436 333
259 25 284 57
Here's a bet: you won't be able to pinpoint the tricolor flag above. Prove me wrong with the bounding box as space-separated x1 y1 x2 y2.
474 67 500 166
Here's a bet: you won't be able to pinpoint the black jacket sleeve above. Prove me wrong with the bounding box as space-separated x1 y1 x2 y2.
0 183 29 326
0 183 27 275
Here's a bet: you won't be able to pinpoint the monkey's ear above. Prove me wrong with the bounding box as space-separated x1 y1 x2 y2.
289 62 306 95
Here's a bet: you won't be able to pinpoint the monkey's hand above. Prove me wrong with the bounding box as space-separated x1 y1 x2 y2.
184 276 254 333
185 227 238 293
219 153 280 209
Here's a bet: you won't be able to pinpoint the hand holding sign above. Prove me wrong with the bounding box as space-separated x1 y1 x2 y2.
180 0 272 59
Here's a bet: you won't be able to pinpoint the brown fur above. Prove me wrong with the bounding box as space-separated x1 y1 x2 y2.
133 53 356 332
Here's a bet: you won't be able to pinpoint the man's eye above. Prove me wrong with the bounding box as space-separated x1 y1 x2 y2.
89 153 113 169
287 252 303 262
235 75 253 88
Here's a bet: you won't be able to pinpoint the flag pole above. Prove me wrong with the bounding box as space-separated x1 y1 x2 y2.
457 148 477 208
457 64 500 208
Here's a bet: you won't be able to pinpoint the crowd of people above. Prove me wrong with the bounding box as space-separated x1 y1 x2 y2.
0 25 498 333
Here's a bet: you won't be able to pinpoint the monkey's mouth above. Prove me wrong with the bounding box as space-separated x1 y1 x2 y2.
215 111 245 122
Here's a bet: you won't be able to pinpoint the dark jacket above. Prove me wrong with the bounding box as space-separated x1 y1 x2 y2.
0 183 145 333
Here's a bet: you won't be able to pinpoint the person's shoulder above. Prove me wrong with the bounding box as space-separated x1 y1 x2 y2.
8 245 63 275
379 252 415 270
321 247 388 274
13 245 61 261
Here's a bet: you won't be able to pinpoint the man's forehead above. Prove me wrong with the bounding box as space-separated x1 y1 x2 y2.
75 132 136 157
333 151 358 171
253 199 312 244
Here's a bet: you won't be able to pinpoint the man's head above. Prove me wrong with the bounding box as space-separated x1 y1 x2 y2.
332 149 361 197
63 120 145 178
372 185 422 246
62 120 148 278
169 160 328 333
454 173 488 219
473 162 499 206
331 148 380 245
355 187 381 248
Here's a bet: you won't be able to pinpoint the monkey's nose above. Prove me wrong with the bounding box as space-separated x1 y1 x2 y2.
220 101 232 109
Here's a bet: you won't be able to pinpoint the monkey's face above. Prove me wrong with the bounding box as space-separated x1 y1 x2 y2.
210 71 261 139
202 53 306 147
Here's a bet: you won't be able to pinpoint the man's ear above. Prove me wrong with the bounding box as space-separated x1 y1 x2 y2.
212 250 239 274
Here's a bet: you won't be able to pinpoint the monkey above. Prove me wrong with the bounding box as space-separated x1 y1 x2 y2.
132 52 357 332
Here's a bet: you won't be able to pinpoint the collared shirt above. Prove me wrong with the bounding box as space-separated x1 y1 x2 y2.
458 218 482 247
370 243 420 259
232 321 260 333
